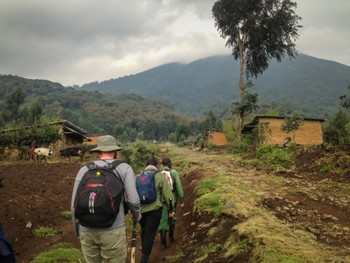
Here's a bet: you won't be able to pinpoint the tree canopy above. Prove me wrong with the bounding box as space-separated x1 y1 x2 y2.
212 0 302 133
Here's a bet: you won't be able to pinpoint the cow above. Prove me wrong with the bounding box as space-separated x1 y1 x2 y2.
34 148 53 162
59 147 86 162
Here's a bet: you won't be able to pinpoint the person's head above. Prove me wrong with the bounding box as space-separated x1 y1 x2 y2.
146 157 158 167
90 135 123 159
162 158 172 169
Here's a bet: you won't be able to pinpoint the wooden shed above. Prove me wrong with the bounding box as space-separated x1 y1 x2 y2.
49 120 90 148
242 116 324 146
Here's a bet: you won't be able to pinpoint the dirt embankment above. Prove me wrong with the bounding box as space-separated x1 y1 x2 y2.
0 145 350 262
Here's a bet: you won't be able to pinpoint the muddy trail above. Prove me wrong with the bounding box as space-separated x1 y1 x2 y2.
0 145 350 262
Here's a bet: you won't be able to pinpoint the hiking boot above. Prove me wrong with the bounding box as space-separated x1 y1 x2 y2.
160 230 167 249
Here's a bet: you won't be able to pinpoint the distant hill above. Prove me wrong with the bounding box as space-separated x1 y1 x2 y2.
0 75 182 137
78 54 350 120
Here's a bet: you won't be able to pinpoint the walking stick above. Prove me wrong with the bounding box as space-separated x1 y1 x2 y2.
130 221 137 263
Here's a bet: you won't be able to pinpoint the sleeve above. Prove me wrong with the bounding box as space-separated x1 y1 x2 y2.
119 163 141 221
71 166 88 237
173 170 184 204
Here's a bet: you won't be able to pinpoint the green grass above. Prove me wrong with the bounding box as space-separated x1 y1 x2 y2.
61 210 72 219
33 226 56 238
30 243 84 263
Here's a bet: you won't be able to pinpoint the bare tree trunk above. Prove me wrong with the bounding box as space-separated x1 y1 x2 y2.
237 37 245 138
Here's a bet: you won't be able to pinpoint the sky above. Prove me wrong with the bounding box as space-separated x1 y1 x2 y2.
0 0 349 87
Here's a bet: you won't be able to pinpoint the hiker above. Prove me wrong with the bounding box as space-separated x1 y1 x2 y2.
138 158 174 263
71 135 141 263
0 224 16 263
159 157 184 247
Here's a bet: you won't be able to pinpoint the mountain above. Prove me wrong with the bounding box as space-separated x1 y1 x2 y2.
0 75 182 138
78 54 350 120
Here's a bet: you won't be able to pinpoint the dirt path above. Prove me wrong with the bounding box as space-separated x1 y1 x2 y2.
1 145 350 262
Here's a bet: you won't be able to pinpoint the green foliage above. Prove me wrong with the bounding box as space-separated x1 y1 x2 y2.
232 80 259 119
320 164 332 174
168 251 185 262
212 0 301 78
340 84 350 109
123 140 158 170
255 145 293 169
323 109 350 147
33 226 56 238
194 243 222 263
281 112 304 141
0 124 60 148
31 243 84 263
61 210 71 219
253 123 272 145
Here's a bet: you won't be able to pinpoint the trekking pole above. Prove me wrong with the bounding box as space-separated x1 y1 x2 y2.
130 221 137 263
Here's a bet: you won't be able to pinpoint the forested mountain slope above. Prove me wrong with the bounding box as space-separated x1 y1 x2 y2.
79 54 350 119
0 75 182 137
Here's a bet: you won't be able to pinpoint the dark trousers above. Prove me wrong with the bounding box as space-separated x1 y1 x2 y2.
139 208 162 257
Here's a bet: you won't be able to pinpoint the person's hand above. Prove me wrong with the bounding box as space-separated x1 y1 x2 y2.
131 213 141 222
169 211 176 218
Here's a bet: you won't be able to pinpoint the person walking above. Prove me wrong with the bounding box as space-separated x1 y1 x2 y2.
160 157 184 245
71 135 141 263
138 158 174 263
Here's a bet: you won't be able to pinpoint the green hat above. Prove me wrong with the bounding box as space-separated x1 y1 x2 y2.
90 135 123 152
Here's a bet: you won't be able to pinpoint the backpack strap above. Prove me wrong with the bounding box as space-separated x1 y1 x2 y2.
86 160 124 184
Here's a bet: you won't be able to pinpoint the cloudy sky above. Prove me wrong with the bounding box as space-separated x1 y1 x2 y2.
0 0 349 86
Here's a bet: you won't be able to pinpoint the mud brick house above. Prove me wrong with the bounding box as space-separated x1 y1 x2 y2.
242 116 325 146
207 131 228 146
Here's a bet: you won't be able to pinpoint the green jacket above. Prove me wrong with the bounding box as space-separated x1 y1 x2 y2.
140 165 174 214
162 166 184 206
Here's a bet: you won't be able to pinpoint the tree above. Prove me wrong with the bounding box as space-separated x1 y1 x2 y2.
4 87 26 122
231 80 259 121
340 84 350 109
323 109 350 147
281 112 304 142
212 0 301 134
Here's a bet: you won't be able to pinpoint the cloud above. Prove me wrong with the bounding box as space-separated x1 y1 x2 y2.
0 0 349 86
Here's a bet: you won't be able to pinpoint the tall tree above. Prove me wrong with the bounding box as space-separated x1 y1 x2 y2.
212 0 301 134
340 85 350 109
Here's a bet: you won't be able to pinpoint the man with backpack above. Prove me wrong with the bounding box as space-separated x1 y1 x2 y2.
71 135 141 263
159 157 184 248
136 158 174 263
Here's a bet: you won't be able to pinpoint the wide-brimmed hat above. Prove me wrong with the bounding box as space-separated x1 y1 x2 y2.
90 135 123 152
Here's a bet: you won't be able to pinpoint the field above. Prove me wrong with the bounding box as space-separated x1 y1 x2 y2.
1 145 350 262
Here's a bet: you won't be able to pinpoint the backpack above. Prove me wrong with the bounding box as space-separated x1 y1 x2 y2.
136 170 158 204
161 168 176 191
0 224 15 263
74 160 124 228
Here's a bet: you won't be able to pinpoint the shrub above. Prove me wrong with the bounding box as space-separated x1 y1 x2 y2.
123 140 158 170
255 145 293 169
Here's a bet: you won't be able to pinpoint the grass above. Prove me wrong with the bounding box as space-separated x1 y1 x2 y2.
30 243 84 263
61 210 72 219
166 143 350 263
33 226 56 238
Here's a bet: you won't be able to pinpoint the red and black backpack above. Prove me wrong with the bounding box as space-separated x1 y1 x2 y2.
74 160 124 228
